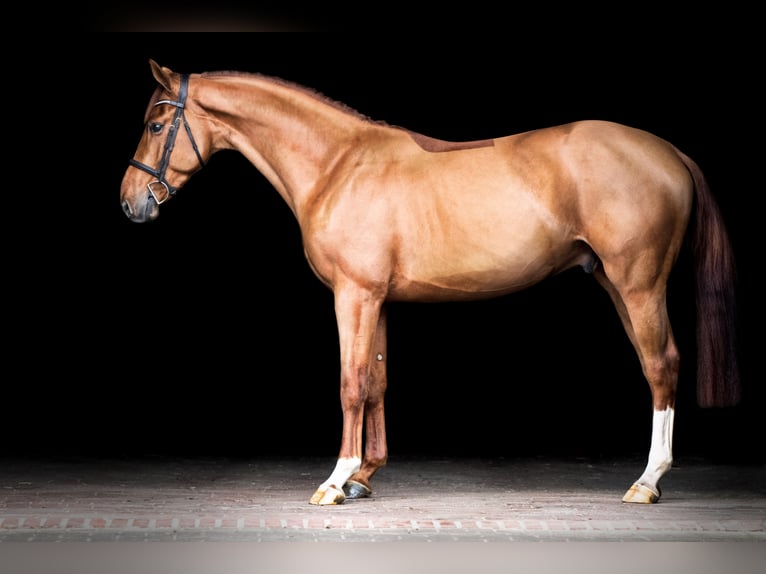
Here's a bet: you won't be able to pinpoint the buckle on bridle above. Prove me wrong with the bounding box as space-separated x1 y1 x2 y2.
147 180 174 205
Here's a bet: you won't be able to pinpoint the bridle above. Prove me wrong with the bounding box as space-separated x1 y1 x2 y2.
128 74 205 205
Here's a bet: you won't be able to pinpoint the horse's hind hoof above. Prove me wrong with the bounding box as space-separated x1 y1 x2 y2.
343 480 372 499
622 482 660 504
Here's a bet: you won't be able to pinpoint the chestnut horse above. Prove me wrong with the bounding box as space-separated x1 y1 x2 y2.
120 60 740 505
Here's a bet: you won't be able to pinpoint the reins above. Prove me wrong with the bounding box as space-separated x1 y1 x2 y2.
128 74 205 204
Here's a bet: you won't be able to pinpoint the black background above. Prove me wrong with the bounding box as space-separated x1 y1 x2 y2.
13 28 761 465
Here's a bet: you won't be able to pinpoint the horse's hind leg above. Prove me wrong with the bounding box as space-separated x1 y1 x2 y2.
344 306 389 499
594 270 679 504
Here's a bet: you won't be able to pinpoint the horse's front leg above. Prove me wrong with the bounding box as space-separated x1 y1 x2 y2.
309 284 383 506
344 305 389 499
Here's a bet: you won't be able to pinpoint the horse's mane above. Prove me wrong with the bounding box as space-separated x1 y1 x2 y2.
151 69 487 152
200 70 388 127
196 70 486 152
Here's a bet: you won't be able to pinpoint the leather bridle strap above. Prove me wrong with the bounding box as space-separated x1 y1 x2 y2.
128 74 205 202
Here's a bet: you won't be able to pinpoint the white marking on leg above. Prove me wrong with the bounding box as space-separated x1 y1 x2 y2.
636 407 674 492
320 456 362 490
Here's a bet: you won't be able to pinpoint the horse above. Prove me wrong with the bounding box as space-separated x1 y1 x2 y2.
120 59 741 506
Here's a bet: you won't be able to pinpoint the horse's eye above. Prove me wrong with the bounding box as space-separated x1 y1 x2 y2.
149 122 163 135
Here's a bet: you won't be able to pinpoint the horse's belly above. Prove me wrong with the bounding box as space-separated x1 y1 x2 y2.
383 194 581 300
388 271 549 301
388 239 577 301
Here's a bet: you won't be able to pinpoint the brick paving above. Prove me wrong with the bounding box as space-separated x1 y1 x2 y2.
1 455 763 573
0 455 763 543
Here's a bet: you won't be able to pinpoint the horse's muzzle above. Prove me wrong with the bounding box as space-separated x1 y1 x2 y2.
121 196 159 223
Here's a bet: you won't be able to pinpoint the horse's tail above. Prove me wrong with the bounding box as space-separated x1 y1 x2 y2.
678 150 742 407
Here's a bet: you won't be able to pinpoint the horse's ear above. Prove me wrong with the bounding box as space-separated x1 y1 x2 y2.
149 59 176 95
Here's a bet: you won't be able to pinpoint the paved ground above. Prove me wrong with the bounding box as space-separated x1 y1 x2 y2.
1 454 764 542
0 454 763 572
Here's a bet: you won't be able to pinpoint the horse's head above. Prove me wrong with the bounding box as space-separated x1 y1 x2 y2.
121 60 207 223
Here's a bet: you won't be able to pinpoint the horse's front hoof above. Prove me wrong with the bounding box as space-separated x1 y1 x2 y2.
309 485 346 505
343 480 372 499
622 482 660 504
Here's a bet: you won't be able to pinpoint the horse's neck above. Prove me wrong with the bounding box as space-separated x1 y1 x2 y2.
196 75 370 217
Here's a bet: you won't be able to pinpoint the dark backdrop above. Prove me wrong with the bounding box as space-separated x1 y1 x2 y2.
12 32 760 464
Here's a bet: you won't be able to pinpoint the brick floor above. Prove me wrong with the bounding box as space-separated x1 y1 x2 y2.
1 455 764 572
0 455 763 543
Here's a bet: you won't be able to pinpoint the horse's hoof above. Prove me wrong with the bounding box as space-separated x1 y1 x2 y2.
343 480 372 499
622 482 660 504
309 485 346 505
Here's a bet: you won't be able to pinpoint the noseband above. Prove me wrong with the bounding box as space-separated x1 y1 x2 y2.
128 74 205 204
